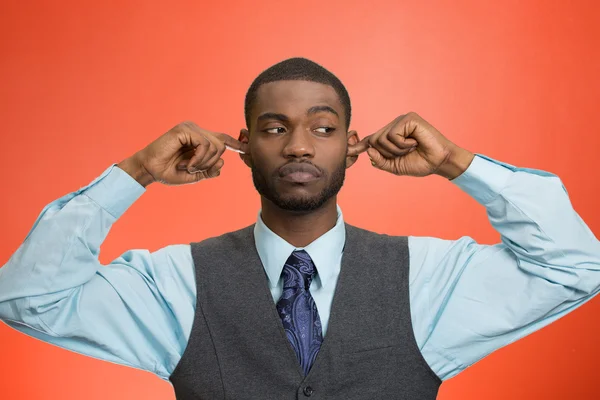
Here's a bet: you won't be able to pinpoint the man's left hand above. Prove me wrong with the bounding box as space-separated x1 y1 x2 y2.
348 112 475 179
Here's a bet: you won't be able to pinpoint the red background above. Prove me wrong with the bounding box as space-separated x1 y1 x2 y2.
1 1 599 399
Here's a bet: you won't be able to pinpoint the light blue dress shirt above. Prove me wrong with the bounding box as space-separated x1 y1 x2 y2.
1 155 599 383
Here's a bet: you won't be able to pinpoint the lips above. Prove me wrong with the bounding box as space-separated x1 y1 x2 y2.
278 162 322 183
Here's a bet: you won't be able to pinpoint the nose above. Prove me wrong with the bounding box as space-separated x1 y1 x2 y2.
282 128 315 159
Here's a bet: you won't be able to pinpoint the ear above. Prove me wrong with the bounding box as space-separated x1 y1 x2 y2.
238 129 252 168
345 130 360 169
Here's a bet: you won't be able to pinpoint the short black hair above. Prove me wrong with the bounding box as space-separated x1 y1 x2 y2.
244 57 351 130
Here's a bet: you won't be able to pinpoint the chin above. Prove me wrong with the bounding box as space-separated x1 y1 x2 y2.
272 194 329 213
252 166 343 213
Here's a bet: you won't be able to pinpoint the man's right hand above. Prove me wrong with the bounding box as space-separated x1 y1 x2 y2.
117 121 249 187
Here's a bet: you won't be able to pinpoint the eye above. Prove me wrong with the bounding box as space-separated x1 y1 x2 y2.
264 127 286 134
314 127 335 134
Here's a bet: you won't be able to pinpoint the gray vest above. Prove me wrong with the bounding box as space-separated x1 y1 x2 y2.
169 224 440 399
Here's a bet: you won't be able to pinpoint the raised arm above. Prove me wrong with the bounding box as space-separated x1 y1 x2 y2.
349 112 600 380
0 122 247 379
409 155 600 380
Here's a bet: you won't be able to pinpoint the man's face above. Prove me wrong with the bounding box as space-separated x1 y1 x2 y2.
241 80 355 213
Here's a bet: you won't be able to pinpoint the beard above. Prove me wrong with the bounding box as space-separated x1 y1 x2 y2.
252 160 346 212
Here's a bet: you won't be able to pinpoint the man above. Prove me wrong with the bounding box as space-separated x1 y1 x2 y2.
0 57 598 399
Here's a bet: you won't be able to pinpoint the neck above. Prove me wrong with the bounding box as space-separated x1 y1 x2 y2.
260 197 338 248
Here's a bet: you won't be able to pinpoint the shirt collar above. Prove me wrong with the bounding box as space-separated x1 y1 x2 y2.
253 205 346 290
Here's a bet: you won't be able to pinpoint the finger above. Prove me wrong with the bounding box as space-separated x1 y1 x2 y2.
371 115 404 138
187 139 214 172
376 133 410 157
362 118 394 152
347 136 371 157
370 115 414 158
176 148 197 170
177 122 210 148
206 158 225 178
179 169 208 185
366 147 389 171
368 135 395 159
193 143 222 172
214 132 249 155
386 118 419 149
387 130 418 149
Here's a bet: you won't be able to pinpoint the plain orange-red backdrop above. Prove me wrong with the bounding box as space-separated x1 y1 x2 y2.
1 1 599 399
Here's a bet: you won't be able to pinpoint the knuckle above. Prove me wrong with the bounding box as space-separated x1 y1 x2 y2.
172 121 200 136
182 120 199 129
173 121 188 131
167 126 180 136
170 122 189 135
387 132 402 143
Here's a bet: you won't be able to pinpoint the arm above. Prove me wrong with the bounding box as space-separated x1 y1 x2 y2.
0 121 247 379
0 165 196 379
349 112 600 381
409 155 600 380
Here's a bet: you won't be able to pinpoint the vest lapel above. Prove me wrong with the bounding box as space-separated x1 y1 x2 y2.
300 223 359 381
243 227 307 379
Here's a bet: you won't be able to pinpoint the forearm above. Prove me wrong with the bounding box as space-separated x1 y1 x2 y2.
454 155 600 292
413 156 600 380
0 165 145 318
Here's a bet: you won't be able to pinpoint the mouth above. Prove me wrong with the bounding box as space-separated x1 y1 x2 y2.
278 162 322 183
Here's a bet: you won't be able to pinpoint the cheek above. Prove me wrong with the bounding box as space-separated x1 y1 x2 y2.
317 142 347 164
250 146 276 171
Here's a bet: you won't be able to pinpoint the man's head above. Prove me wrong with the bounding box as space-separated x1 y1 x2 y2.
239 58 360 213
244 58 352 130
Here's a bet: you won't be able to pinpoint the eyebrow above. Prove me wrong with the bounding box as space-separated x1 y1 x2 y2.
307 105 339 118
256 106 339 125
257 112 290 124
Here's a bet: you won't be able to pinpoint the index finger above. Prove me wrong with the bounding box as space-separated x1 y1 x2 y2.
214 132 249 155
347 135 371 157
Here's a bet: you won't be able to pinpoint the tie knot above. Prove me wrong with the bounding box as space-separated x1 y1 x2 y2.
282 250 316 290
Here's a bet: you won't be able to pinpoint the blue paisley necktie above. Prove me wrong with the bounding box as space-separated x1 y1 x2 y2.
276 250 324 376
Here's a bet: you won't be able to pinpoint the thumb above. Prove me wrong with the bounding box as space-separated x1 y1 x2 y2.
367 148 386 169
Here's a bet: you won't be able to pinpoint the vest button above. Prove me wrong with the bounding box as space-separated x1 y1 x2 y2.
303 386 314 396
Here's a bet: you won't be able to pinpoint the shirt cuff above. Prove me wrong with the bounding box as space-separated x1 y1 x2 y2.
451 154 513 205
84 164 146 219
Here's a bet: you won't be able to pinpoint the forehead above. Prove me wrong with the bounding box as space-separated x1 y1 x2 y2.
252 80 344 120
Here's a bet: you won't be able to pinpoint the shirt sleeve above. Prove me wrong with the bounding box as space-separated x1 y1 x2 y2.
408 155 600 381
0 165 197 380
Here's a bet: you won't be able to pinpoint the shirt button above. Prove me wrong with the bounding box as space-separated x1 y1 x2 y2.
303 386 314 396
